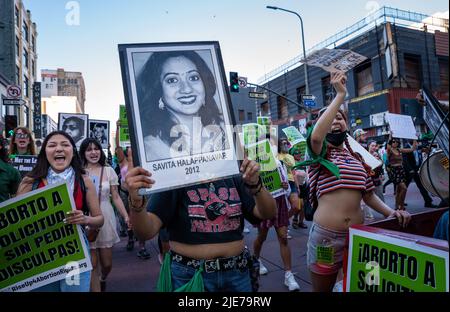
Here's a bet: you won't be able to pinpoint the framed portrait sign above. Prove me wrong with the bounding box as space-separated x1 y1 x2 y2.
118 41 240 194
89 119 110 149
58 113 89 150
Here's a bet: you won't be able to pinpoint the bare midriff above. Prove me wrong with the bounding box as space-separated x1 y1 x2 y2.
170 239 245 259
313 188 364 232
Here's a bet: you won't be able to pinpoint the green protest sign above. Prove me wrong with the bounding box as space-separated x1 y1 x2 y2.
245 139 277 172
257 116 271 134
119 105 130 144
260 167 285 198
242 123 266 147
0 182 91 292
119 105 128 127
282 126 306 147
346 226 449 292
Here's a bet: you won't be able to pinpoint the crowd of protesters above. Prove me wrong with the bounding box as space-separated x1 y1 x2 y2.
0 73 447 292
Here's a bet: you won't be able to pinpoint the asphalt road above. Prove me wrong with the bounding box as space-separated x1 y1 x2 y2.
104 182 442 292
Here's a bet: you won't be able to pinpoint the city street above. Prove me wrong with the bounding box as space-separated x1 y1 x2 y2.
104 181 441 292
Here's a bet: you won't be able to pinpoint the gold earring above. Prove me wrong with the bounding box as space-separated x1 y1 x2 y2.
159 98 165 110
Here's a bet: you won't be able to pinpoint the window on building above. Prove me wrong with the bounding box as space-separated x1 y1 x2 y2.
16 36 20 57
247 112 253 121
32 35 36 52
23 75 29 98
23 22 29 42
15 6 20 28
322 75 335 106
238 109 245 121
277 95 288 119
355 60 374 96
296 85 306 113
23 48 28 68
261 102 270 115
31 59 35 78
16 66 20 84
404 54 422 89
438 57 449 94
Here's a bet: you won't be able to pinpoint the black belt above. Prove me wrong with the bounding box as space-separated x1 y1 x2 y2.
170 249 250 273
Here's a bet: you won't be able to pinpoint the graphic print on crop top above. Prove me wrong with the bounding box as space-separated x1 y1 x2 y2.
186 183 242 233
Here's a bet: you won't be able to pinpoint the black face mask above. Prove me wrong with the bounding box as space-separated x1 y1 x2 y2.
326 131 347 146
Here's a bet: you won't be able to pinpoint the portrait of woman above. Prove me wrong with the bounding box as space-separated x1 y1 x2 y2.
89 120 109 149
135 50 228 162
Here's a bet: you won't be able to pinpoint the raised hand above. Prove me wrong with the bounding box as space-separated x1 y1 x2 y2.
125 148 155 204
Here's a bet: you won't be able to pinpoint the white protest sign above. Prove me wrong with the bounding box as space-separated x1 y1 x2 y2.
346 134 382 169
385 113 418 140
301 48 367 73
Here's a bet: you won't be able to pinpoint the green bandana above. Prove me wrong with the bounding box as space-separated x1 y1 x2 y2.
293 126 340 179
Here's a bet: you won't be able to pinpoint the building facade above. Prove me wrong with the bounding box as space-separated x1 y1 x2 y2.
41 68 86 113
0 0 38 132
257 7 448 142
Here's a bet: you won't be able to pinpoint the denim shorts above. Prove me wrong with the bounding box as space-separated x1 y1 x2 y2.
170 250 252 292
306 222 348 275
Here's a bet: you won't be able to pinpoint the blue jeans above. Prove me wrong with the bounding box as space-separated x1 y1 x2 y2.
171 261 252 292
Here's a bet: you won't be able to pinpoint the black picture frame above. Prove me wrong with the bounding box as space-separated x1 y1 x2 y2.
89 119 110 149
118 41 239 194
58 113 89 150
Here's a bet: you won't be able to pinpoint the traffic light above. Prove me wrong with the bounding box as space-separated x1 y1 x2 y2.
230 72 239 93
5 115 17 138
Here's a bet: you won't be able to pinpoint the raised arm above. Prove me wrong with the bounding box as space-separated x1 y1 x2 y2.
125 149 161 241
310 72 347 155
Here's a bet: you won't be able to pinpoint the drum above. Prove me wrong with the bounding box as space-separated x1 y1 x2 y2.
419 150 449 199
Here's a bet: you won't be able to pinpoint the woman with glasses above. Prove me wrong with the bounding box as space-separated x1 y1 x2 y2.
8 127 37 156
386 135 417 211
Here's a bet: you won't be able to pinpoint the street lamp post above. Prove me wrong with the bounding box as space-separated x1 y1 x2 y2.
266 6 310 114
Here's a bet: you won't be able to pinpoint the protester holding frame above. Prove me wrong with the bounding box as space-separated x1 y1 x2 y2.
16 131 104 292
125 147 276 292
295 72 411 292
119 42 239 194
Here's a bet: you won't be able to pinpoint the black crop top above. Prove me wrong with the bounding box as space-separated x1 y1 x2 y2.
147 176 261 244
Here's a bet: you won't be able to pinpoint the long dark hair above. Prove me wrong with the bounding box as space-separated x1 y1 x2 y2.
79 138 106 167
136 50 223 144
27 131 85 182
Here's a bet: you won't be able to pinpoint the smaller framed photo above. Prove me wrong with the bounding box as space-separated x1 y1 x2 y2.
89 119 110 149
58 113 89 150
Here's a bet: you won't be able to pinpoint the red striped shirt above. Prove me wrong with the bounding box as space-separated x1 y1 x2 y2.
308 147 374 203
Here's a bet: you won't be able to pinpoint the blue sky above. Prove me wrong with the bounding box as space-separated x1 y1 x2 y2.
23 0 448 130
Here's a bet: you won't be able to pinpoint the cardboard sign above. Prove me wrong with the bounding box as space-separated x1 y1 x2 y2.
260 168 285 198
385 113 418 140
0 182 92 292
301 48 367 73
282 126 305 147
346 225 449 292
10 155 37 177
346 134 382 169
245 139 277 172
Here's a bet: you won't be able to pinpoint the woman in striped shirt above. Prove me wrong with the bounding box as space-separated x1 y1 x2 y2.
300 72 410 292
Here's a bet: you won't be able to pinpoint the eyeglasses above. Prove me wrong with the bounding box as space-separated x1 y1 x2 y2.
16 133 29 139
391 140 398 144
